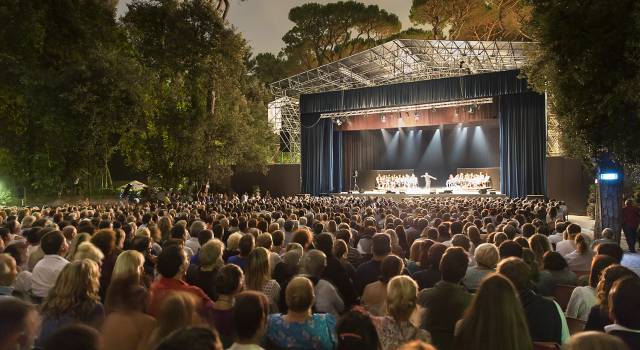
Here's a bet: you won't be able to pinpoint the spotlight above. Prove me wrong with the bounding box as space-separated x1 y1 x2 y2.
398 112 403 121
468 105 475 113
454 108 459 117
431 106 437 112
335 118 343 126
381 114 386 123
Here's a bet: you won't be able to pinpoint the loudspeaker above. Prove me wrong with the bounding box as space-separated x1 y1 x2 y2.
490 191 497 195
443 190 453 194
478 188 487 194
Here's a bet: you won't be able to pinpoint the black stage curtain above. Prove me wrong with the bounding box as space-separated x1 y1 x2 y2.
499 92 546 197
301 115 344 195
300 70 528 115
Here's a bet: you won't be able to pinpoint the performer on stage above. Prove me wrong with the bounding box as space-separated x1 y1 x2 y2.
421 172 437 191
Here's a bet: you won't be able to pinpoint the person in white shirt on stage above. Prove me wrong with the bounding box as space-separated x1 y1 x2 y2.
31 230 69 299
421 173 436 192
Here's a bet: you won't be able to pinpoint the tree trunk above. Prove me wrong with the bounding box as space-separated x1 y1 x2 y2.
595 181 623 241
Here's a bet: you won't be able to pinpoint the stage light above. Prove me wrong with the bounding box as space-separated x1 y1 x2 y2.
381 114 386 123
398 113 403 121
431 106 437 112
454 108 459 117
335 119 343 126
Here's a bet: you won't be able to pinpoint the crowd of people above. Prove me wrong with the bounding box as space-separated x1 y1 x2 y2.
0 194 638 350
445 173 491 189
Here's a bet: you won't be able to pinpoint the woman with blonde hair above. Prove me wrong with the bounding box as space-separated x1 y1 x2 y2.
372 275 431 350
112 250 145 281
454 274 532 350
157 216 173 242
528 234 551 269
565 233 595 272
563 331 629 350
66 232 91 261
73 242 105 265
245 247 280 312
37 259 105 346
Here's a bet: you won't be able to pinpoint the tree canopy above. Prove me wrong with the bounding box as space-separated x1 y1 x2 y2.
526 0 640 163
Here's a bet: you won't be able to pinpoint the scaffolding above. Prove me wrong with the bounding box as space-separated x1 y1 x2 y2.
270 39 534 160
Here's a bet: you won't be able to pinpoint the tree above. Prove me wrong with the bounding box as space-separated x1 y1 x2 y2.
409 0 533 40
282 1 402 70
122 0 275 189
526 0 640 236
0 0 149 197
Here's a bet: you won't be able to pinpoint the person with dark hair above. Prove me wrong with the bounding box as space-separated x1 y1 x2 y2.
315 232 357 308
336 308 381 350
102 275 156 350
266 276 337 350
91 228 119 300
497 257 568 344
336 228 361 267
585 264 637 332
154 326 223 350
31 230 69 298
566 254 617 322
498 240 523 260
362 255 404 316
43 324 101 350
595 242 624 263
228 234 254 271
557 223 581 256
418 247 472 350
147 245 214 318
536 251 578 296
413 243 446 290
621 199 640 253
228 291 270 349
605 276 640 349
354 233 391 295
212 264 244 348
0 298 40 350
454 274 532 350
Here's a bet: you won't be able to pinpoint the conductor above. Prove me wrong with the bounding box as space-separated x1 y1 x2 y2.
421 172 437 191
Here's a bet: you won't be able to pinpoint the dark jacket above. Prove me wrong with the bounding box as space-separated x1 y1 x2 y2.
418 281 472 350
520 289 563 344
322 255 358 307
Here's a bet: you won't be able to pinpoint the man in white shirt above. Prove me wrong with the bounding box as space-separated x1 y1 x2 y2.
547 221 567 245
186 220 206 255
556 223 581 257
31 230 69 299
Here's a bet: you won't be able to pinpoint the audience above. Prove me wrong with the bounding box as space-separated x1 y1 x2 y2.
563 331 629 350
605 276 640 349
0 194 634 350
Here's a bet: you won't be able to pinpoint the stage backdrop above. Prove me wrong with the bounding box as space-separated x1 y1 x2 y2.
300 70 546 197
341 123 500 191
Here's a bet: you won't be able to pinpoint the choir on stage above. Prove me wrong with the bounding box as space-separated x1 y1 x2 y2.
376 174 418 190
446 172 491 189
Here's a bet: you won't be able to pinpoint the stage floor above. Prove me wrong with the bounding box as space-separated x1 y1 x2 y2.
333 187 504 199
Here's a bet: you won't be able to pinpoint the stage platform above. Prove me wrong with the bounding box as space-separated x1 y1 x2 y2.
333 187 505 200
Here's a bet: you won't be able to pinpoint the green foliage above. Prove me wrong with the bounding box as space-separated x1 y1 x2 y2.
526 0 640 164
0 0 275 194
409 0 532 40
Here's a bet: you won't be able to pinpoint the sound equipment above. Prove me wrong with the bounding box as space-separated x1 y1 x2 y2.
490 191 497 195
443 190 453 194
478 188 488 194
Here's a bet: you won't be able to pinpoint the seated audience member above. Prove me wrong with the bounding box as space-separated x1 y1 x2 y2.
91 229 119 299
413 243 446 290
556 223 581 256
595 243 624 263
186 239 224 301
336 309 381 350
43 324 101 350
148 292 204 349
585 265 637 332
300 249 344 316
154 326 223 350
497 257 568 344
186 221 206 255
189 229 213 265
566 254 617 322
0 298 40 350
73 242 105 265
355 233 392 295
406 240 425 275
228 234 254 271
256 233 282 274
463 243 499 291
102 275 156 350
592 228 618 248
563 331 629 350
565 233 595 272
273 248 302 289
112 249 146 285
38 260 105 347
333 239 357 283
66 232 90 261
245 247 280 312
212 264 244 348
266 276 337 350
292 228 314 251
528 233 552 268
373 275 431 350
536 251 578 296
336 228 361 267
0 254 24 299
605 276 640 349
419 247 472 350
229 291 269 350
362 254 404 316
498 240 523 260
454 274 532 350
315 232 357 308
3 243 32 294
398 341 437 350
147 245 214 318
31 230 69 299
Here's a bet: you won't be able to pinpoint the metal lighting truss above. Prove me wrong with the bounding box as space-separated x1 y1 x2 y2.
270 39 533 159
320 98 494 119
